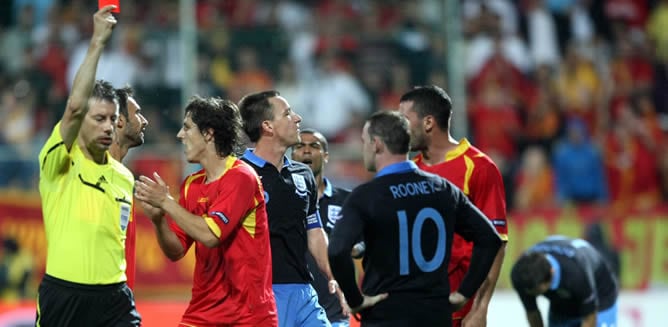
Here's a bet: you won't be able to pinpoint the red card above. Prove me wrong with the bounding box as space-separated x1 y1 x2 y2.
99 0 120 13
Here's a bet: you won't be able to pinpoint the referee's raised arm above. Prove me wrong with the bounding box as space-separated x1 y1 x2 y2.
60 5 117 150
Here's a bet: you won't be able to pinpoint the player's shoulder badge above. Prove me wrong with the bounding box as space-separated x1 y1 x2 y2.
292 173 307 193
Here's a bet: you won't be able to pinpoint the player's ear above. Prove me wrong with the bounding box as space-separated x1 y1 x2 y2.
261 120 273 136
323 151 329 164
204 127 215 143
116 114 126 129
373 136 383 154
423 115 434 133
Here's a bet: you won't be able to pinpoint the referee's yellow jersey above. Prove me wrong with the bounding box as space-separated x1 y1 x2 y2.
38 122 135 285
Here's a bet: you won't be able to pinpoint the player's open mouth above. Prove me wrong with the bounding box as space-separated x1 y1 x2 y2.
302 159 313 165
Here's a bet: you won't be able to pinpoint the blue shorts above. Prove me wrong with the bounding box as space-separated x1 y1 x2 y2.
273 283 331 327
549 301 618 327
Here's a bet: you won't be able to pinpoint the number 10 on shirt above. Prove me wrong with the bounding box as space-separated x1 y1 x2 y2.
397 207 446 275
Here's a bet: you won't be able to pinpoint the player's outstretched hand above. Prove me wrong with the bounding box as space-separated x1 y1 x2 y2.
350 293 389 314
92 5 117 47
135 172 172 209
449 291 469 311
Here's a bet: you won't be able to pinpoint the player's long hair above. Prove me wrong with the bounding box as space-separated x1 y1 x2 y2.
185 96 243 157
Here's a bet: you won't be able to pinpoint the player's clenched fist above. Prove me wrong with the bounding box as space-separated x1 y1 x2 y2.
92 5 117 46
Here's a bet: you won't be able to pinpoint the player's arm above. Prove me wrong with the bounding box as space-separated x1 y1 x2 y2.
526 311 544 327
581 312 597 327
450 185 502 303
328 194 365 308
511 280 544 327
467 162 508 320
60 6 116 150
136 173 238 248
140 202 188 261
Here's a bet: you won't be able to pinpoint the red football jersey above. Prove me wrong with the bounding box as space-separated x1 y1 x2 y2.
124 206 136 289
413 139 508 320
170 157 277 326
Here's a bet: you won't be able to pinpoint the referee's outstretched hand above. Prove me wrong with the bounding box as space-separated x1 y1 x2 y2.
351 292 389 315
92 5 117 47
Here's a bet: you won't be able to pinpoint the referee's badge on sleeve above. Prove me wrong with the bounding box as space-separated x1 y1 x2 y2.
120 204 131 231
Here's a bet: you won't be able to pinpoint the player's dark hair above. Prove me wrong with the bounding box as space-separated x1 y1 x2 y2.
92 80 118 107
367 111 410 155
299 128 328 152
185 95 242 157
399 85 452 130
115 85 134 119
238 90 280 143
511 252 553 292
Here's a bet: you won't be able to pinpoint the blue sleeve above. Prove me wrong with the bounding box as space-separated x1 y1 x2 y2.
305 170 322 230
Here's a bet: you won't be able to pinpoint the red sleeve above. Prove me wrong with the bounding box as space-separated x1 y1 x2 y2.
203 167 259 241
124 206 137 289
169 182 195 251
470 160 508 240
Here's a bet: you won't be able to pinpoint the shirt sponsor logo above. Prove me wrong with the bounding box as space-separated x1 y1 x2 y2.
210 211 229 224
198 197 208 203
120 204 131 231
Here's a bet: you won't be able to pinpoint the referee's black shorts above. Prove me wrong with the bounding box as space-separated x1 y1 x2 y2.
35 274 141 327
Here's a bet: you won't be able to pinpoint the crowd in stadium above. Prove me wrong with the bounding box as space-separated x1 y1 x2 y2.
0 0 667 212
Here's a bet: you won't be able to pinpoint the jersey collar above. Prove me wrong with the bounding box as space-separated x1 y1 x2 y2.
242 148 291 168
411 138 471 164
545 253 562 290
375 160 418 178
323 177 333 198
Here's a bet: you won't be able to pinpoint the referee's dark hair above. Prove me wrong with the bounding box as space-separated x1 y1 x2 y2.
399 85 453 131
511 252 553 292
184 95 242 157
238 90 280 143
92 80 119 108
366 111 410 155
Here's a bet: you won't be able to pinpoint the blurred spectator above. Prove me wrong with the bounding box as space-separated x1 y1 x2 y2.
301 52 371 141
513 146 556 210
603 102 661 211
1 4 34 76
519 0 561 68
0 237 34 301
554 43 604 133
226 46 273 102
647 0 668 62
553 118 608 205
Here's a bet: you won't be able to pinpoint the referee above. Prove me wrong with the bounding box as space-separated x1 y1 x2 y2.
35 6 141 326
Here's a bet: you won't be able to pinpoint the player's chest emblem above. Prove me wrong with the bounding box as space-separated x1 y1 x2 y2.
292 173 308 197
327 205 343 225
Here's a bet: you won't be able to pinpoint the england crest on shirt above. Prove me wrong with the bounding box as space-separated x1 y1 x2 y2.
327 205 343 226
292 173 308 196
